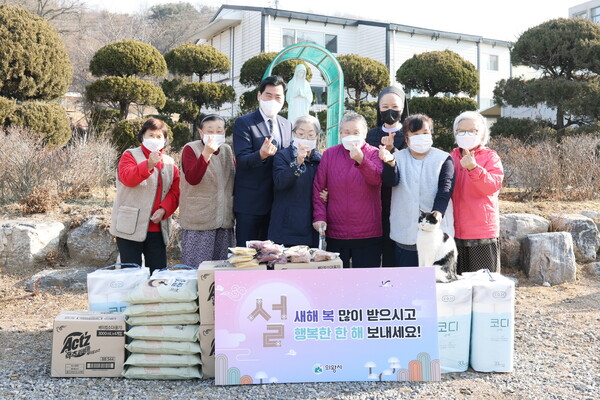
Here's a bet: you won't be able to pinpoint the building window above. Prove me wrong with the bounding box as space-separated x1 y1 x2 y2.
488 54 499 71
281 29 338 53
283 29 295 48
574 11 588 19
325 34 338 53
592 7 600 23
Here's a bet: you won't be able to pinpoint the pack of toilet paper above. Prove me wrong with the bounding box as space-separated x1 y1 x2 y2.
436 279 473 373
463 270 514 373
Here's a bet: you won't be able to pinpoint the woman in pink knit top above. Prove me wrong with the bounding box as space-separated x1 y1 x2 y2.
450 111 504 274
312 113 383 268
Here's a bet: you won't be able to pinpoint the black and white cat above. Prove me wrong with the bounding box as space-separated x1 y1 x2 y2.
416 211 458 283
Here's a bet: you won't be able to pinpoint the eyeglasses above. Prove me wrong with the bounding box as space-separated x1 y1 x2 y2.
456 130 478 137
294 129 318 139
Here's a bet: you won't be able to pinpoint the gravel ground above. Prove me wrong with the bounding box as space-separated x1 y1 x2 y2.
0 268 598 400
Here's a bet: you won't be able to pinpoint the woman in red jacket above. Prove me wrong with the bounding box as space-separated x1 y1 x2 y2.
450 111 503 274
109 118 180 273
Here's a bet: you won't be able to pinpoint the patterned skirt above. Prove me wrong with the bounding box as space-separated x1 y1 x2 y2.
455 238 501 275
181 228 234 268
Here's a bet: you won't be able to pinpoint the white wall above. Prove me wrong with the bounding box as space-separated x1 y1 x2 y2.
479 43 511 110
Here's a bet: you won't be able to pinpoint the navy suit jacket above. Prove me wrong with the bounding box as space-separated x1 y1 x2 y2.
233 109 292 215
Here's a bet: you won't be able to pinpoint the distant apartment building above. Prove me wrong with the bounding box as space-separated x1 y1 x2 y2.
569 0 600 22
196 4 512 117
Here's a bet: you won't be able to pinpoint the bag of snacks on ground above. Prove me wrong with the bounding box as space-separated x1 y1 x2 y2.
127 313 200 326
123 302 199 317
122 366 201 380
228 247 257 256
125 340 201 355
125 353 202 367
87 263 149 312
124 278 198 304
125 325 199 342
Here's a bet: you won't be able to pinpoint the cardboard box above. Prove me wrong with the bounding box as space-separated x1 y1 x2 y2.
51 311 126 378
197 261 267 325
273 258 343 270
199 324 215 379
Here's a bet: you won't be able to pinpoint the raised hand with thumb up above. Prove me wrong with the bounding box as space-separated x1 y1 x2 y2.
460 148 477 171
381 131 396 151
259 136 278 160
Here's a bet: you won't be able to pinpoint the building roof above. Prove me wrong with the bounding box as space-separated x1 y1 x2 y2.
198 4 512 48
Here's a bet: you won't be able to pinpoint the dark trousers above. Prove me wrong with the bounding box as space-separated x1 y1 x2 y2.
234 212 270 246
394 244 419 267
116 232 166 274
327 241 382 268
381 210 395 267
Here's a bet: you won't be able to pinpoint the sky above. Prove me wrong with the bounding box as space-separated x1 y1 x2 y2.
83 0 584 42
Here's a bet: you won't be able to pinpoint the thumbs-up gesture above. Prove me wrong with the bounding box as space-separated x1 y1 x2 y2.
381 131 396 151
460 149 477 171
378 145 395 165
147 151 162 171
259 137 278 160
349 142 364 164
296 143 310 165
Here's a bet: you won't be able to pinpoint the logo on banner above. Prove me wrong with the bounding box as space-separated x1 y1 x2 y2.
313 364 323 374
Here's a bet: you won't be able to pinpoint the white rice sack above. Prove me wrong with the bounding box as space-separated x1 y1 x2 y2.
122 366 202 380
464 270 515 373
125 353 202 367
124 302 199 317
125 340 201 355
126 325 199 342
127 313 200 326
124 278 198 304
436 279 473 373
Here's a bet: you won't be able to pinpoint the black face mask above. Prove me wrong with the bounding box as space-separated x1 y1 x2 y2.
380 109 401 125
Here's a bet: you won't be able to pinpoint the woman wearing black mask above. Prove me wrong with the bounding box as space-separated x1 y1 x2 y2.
366 85 409 267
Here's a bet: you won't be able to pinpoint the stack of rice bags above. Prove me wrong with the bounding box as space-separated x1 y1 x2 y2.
121 276 202 380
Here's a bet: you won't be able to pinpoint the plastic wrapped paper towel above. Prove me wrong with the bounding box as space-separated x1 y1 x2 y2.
463 270 515 373
436 279 473 373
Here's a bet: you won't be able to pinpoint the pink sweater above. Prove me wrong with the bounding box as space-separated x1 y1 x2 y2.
312 143 383 240
450 146 504 239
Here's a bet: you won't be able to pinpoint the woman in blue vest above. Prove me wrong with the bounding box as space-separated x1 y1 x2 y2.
268 115 322 247
378 114 455 267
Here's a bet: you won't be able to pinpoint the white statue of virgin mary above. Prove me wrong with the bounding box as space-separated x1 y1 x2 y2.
286 64 313 124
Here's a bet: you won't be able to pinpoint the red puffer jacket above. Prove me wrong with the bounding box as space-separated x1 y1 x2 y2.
450 146 503 239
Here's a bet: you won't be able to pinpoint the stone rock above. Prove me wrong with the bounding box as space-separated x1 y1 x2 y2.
587 262 600 276
549 214 600 263
579 210 600 228
499 213 550 269
521 232 577 285
0 221 66 272
67 216 118 267
23 267 97 291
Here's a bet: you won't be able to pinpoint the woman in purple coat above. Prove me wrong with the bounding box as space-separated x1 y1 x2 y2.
312 113 383 268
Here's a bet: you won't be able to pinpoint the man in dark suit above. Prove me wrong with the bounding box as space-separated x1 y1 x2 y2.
233 75 292 245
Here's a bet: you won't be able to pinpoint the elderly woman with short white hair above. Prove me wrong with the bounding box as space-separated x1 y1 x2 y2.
268 115 322 247
450 111 504 274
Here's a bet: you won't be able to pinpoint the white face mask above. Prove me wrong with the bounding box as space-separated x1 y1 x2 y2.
341 135 364 151
456 134 480 150
143 137 165 152
204 134 226 148
293 138 317 151
259 99 283 118
408 134 433 154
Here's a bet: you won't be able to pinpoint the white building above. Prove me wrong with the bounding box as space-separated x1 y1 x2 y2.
569 0 600 22
197 4 512 117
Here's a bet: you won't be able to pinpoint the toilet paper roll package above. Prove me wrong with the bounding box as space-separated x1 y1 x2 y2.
464 271 515 373
436 279 473 373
